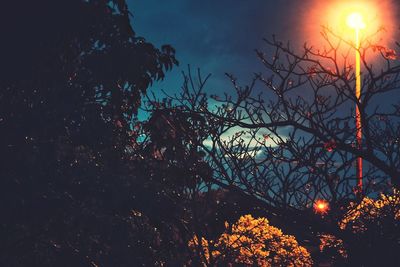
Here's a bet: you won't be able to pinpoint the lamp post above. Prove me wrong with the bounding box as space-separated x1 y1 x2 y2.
347 13 365 194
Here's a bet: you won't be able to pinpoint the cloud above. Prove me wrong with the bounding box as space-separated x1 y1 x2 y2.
202 123 288 160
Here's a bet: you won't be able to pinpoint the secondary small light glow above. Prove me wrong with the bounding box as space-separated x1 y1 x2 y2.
314 199 329 215
347 12 366 30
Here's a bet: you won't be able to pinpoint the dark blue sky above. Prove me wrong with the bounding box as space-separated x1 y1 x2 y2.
126 0 400 148
127 0 304 95
127 0 399 107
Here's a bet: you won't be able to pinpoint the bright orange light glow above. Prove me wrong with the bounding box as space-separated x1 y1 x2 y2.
302 0 397 51
347 12 366 30
314 199 330 215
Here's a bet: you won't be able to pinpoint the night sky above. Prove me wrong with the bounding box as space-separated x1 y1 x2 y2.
127 0 306 96
127 0 400 114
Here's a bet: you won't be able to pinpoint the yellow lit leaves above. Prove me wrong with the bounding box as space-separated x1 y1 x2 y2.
188 214 312 266
188 235 215 265
319 234 348 260
339 189 400 233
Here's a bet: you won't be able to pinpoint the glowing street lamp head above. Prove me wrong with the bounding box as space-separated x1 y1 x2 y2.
347 12 366 30
305 0 397 57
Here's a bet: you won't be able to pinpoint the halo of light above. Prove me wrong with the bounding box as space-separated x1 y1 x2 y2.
347 12 366 30
301 0 398 52
314 199 330 214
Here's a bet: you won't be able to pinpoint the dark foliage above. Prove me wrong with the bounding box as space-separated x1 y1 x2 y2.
147 24 400 264
2 1 399 266
0 1 178 266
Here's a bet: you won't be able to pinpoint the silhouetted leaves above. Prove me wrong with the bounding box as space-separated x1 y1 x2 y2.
0 1 178 266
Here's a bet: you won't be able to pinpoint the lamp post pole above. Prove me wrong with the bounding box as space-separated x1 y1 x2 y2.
348 13 365 195
355 28 363 194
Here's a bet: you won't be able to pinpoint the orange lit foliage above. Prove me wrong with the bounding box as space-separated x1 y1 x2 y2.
339 189 400 233
189 215 312 266
319 234 348 261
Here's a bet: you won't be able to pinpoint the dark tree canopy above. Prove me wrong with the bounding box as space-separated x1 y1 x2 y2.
2 1 399 266
0 0 177 134
0 1 179 266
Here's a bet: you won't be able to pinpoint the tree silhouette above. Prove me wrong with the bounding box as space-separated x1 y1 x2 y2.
133 107 214 264
162 28 400 207
0 1 177 266
150 27 400 265
2 1 399 266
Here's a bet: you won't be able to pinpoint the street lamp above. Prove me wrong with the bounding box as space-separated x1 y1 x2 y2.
347 12 365 195
314 199 329 215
